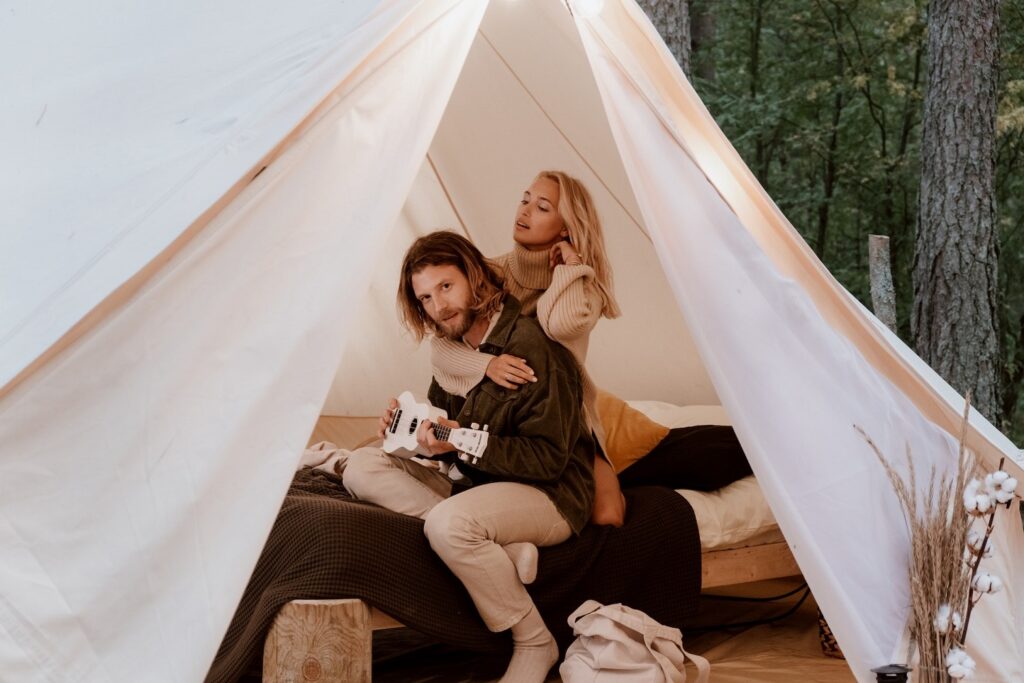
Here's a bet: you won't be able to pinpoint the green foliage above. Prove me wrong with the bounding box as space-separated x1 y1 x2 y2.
690 0 1024 443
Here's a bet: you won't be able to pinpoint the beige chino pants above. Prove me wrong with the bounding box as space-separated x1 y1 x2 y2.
343 448 571 632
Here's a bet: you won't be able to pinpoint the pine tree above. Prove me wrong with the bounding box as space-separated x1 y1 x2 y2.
913 0 1002 421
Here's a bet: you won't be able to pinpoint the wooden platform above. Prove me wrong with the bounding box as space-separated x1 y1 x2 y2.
263 540 800 681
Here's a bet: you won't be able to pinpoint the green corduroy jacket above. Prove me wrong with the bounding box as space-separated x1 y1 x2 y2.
427 295 595 534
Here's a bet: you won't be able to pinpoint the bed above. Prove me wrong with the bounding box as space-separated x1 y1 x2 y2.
251 403 801 682
626 400 794 588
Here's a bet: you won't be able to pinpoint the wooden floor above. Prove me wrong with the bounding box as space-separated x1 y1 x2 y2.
366 579 852 682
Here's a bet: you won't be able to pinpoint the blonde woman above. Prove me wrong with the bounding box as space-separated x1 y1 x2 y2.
431 171 625 552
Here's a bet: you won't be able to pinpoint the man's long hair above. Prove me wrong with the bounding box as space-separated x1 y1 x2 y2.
398 231 506 341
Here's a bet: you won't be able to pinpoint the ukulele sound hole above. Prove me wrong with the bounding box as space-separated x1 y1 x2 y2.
408 417 418 435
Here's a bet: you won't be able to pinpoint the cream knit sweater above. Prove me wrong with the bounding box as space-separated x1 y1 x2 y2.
430 243 608 452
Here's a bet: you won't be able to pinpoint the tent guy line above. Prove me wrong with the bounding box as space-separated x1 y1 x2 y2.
478 27 651 243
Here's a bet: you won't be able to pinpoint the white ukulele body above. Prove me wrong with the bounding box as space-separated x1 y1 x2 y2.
383 391 489 464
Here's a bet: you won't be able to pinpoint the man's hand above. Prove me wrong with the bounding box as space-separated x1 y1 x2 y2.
416 417 460 456
486 354 536 390
377 397 399 440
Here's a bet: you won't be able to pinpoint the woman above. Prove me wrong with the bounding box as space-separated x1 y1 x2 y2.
430 171 626 544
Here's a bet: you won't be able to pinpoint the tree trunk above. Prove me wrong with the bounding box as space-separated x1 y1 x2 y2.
749 0 767 185
913 0 1001 421
815 42 845 259
638 0 691 78
869 236 898 334
1001 313 1024 425
689 0 715 82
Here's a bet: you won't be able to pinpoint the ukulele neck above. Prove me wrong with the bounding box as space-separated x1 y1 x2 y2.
432 423 453 442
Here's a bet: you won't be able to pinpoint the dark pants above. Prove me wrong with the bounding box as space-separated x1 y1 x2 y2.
618 425 752 492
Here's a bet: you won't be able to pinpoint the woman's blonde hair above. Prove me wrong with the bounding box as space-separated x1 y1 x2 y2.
537 170 621 318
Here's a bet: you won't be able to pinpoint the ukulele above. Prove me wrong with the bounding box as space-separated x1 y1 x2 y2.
383 391 489 465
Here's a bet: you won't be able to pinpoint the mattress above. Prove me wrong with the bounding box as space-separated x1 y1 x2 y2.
311 402 784 552
627 400 783 551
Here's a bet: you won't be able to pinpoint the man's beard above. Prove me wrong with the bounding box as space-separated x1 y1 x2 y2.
435 307 476 340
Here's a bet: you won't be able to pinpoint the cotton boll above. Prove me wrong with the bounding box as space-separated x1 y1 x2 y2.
934 604 952 633
964 480 986 515
967 529 994 557
984 473 1005 500
985 471 1018 504
972 572 1003 594
974 493 992 514
946 648 976 679
948 662 973 679
933 603 963 634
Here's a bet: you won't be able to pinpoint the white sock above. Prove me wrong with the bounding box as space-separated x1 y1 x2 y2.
503 542 539 585
499 606 559 683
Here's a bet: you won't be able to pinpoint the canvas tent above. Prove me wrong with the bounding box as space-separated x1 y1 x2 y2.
2 0 1022 680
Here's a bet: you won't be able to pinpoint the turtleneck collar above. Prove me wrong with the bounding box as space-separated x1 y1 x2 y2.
507 242 553 291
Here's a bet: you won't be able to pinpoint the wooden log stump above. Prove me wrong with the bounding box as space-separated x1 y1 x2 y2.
263 598 371 683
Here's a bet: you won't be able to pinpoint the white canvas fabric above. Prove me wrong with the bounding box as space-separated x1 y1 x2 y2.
574 3 1022 679
1 0 1021 681
0 1 487 680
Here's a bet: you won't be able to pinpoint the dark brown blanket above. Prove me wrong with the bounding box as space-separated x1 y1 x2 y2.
206 468 700 683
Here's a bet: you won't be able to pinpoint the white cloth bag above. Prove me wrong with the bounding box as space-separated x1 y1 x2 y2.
559 600 710 683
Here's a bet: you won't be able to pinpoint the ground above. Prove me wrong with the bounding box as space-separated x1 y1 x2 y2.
371 578 855 682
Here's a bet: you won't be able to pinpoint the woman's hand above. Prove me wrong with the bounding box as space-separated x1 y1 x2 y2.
549 240 582 269
416 417 460 456
486 354 537 390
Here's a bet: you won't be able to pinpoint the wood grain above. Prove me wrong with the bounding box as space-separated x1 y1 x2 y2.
702 542 801 588
264 598 371 682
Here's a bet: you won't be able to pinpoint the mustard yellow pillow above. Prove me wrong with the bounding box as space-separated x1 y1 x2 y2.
595 389 670 473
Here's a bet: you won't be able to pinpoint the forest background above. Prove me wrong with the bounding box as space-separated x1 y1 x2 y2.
639 0 1024 443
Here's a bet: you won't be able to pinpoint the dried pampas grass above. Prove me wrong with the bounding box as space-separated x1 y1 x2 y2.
855 396 975 683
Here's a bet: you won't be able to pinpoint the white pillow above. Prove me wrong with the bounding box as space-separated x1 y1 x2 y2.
678 476 782 550
625 401 781 550
625 401 731 428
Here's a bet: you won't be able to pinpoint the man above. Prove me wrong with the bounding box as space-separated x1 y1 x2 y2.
342 230 595 683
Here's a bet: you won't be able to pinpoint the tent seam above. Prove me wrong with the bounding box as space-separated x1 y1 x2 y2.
425 152 473 241
0 0 472 404
477 28 651 244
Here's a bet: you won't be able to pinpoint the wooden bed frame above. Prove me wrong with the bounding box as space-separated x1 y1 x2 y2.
262 419 802 681
261 539 800 682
